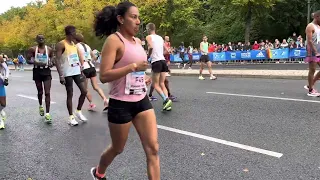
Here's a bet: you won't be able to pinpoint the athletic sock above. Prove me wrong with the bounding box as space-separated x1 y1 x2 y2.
160 93 167 101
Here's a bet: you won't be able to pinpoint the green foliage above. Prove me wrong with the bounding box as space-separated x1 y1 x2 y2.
0 0 313 52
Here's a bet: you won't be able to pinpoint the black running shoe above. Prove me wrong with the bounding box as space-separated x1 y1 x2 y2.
90 167 106 180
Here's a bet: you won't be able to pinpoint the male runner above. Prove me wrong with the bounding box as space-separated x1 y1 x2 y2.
74 33 108 111
199 35 217 80
304 10 320 96
187 42 193 69
0 54 9 129
178 42 186 69
146 23 172 110
164 36 171 75
55 25 88 126
27 34 54 123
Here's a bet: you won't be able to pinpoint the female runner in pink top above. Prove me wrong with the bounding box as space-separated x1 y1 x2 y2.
90 1 160 180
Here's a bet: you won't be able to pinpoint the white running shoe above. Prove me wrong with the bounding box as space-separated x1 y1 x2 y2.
210 75 217 80
75 110 88 122
199 76 205 80
1 110 6 120
0 119 5 129
68 115 79 126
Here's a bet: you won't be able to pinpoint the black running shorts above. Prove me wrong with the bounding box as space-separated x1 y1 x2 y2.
151 60 169 73
108 95 153 124
200 55 209 63
83 67 97 79
33 68 52 82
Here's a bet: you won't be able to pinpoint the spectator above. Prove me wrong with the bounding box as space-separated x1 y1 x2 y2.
235 42 242 51
17 53 25 71
260 41 266 50
252 41 260 50
227 42 234 51
208 43 214 52
267 41 274 49
287 32 297 44
244 42 251 51
274 39 280 49
280 39 289 48
289 40 297 49
216 45 222 52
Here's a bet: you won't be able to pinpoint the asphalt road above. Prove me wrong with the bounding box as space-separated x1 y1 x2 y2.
2 71 320 180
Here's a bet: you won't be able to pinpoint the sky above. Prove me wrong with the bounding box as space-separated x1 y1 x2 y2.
0 0 38 14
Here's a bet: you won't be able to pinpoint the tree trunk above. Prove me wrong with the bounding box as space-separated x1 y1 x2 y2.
244 1 253 43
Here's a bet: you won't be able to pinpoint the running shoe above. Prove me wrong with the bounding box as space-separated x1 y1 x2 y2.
68 115 78 126
199 76 205 80
166 72 171 77
149 96 158 101
90 167 107 180
307 89 320 97
88 103 96 111
75 110 88 122
1 110 6 121
163 98 172 110
45 113 52 124
39 106 45 116
0 119 4 129
210 75 217 80
188 67 192 70
169 95 177 102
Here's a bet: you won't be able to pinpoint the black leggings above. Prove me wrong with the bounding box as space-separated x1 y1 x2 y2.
65 75 87 115
35 80 51 113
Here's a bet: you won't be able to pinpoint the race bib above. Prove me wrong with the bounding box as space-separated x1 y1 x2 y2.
125 71 147 95
68 54 80 67
35 53 48 64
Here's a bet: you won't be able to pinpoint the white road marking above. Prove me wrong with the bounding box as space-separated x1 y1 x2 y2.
206 91 320 104
17 94 56 104
157 125 283 158
11 75 23 78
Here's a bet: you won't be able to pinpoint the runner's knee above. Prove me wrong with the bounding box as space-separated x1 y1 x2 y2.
144 141 159 156
45 92 50 97
111 145 125 155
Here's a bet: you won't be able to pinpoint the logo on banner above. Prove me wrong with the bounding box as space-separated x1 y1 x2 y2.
256 51 265 58
294 50 301 57
193 55 200 60
231 53 236 59
214 54 224 59
241 52 251 58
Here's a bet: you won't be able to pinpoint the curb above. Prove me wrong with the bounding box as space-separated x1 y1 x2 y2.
10 68 307 80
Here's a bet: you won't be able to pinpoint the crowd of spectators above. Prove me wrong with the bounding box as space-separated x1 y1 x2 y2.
171 33 305 54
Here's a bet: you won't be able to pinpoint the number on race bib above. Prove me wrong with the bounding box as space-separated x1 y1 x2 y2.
125 71 147 95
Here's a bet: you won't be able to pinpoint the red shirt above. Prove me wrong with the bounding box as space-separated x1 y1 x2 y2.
252 44 260 50
164 42 171 54
208 44 214 52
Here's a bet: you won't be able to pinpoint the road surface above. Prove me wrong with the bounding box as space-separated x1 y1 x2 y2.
2 71 320 180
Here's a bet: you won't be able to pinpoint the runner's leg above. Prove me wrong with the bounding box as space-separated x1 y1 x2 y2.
74 75 88 121
43 79 51 113
96 122 132 175
35 80 45 116
0 87 6 129
133 109 160 179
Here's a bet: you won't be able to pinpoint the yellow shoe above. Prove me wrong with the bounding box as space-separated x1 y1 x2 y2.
0 119 5 129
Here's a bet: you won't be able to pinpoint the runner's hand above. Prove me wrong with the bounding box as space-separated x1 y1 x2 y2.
4 78 8 86
145 75 152 86
135 61 149 72
59 76 65 85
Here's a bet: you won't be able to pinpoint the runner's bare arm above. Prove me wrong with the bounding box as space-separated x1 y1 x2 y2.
146 35 153 59
55 42 64 77
90 50 97 62
77 47 85 68
200 42 203 53
48 47 55 66
99 34 137 83
26 47 35 64
306 24 318 55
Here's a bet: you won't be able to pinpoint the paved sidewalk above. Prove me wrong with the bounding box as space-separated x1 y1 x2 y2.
9 65 309 80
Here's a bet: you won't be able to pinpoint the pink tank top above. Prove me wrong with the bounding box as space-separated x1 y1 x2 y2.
109 32 148 102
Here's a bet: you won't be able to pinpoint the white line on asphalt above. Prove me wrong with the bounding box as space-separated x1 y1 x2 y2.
157 125 283 158
17 94 57 104
206 91 320 104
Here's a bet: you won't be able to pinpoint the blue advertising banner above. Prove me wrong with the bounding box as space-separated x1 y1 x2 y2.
226 51 241 61
170 48 306 62
269 48 289 59
289 48 307 58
